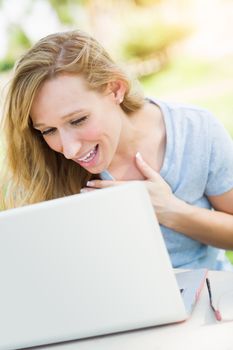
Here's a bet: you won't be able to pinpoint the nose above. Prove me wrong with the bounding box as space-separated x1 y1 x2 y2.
60 132 82 160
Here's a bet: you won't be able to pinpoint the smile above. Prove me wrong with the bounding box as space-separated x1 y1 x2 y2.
77 145 98 163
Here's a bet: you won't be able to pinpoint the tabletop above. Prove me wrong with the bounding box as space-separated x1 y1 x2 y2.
30 270 233 350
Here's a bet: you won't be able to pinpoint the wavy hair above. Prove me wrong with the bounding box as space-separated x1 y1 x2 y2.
1 30 144 209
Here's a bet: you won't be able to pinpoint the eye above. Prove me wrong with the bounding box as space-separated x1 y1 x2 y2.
70 116 88 126
41 127 56 136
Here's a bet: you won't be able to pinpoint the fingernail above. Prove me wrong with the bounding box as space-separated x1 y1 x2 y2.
80 188 86 193
136 152 143 161
86 181 94 186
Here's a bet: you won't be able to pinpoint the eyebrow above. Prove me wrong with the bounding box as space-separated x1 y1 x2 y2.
33 109 86 128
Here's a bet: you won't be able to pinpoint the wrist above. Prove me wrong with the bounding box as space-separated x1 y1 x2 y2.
158 196 193 231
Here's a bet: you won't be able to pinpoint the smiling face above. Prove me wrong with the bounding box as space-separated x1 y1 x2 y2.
30 73 126 174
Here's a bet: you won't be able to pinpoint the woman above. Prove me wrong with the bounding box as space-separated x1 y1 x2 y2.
1 30 233 270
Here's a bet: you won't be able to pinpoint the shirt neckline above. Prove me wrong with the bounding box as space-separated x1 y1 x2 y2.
146 97 173 178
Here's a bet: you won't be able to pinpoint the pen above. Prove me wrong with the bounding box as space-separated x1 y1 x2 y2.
206 278 222 321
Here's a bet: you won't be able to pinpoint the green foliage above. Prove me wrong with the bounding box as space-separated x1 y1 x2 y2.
141 57 213 94
133 0 162 6
226 251 233 264
0 59 14 72
9 25 30 47
48 0 87 24
48 0 75 24
0 24 32 72
122 22 190 61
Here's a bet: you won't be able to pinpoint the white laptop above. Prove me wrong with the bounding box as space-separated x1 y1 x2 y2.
0 181 207 350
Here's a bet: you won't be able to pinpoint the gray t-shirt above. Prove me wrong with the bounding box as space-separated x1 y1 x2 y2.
149 98 233 270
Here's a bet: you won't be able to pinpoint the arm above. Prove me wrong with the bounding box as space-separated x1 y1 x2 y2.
161 190 233 250
135 153 233 250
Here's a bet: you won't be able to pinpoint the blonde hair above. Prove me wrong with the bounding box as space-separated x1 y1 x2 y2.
1 30 144 209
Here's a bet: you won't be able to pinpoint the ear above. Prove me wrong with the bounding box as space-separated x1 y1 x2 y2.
106 80 127 104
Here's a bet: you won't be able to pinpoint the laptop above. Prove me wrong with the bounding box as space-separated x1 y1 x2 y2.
0 181 207 350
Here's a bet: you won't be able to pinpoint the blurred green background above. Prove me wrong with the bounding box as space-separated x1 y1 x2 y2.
0 0 232 262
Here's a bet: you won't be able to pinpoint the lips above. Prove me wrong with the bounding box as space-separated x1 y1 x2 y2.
76 145 98 164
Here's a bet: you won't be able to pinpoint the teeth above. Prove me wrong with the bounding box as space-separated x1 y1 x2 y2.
78 146 97 162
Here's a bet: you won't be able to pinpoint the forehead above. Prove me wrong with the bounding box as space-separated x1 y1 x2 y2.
33 74 90 109
30 74 98 122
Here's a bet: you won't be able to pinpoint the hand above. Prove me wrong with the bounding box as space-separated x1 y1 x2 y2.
134 152 179 224
83 152 181 226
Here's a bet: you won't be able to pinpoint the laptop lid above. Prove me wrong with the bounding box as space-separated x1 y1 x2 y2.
0 182 187 350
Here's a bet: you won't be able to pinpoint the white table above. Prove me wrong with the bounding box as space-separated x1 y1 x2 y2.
33 271 233 350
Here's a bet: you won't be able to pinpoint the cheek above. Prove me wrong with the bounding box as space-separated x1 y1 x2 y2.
43 137 61 153
81 125 102 141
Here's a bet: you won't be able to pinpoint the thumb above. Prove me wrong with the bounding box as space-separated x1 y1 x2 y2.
135 152 159 180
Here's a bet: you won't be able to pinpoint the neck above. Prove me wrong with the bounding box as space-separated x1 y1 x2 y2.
108 101 164 181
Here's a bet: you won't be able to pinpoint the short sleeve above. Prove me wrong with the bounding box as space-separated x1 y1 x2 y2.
205 114 233 196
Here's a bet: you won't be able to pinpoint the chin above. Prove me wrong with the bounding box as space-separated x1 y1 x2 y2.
83 165 105 175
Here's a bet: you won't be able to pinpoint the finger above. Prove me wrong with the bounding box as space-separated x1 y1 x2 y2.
86 180 124 189
135 152 159 180
80 187 96 193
